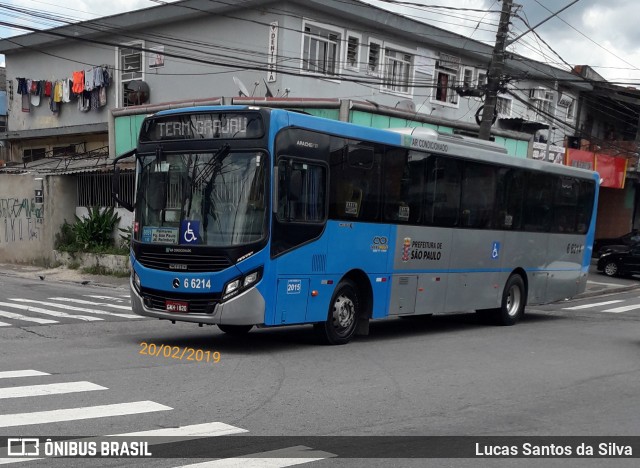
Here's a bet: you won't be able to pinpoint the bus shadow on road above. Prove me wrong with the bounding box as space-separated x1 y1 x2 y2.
129 311 565 351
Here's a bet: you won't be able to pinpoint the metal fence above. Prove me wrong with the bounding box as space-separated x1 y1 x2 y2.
77 171 135 207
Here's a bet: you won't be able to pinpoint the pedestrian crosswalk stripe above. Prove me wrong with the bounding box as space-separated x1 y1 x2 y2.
0 309 59 325
0 401 172 428
602 304 640 313
0 302 103 321
562 300 624 310
116 421 248 437
83 295 127 302
0 370 50 379
9 299 137 319
175 445 335 468
48 297 132 311
0 381 107 400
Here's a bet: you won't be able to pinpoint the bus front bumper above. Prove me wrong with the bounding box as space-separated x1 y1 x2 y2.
130 278 265 326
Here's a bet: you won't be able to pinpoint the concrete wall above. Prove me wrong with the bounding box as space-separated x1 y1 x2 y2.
0 173 75 263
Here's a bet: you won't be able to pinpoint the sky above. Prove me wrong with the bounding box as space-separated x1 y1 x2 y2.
1 0 640 86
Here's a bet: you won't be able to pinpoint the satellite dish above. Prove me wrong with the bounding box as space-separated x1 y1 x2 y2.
126 80 150 105
263 78 274 98
395 99 416 112
233 76 251 97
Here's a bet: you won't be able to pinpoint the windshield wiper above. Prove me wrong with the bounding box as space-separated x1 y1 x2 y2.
195 144 230 186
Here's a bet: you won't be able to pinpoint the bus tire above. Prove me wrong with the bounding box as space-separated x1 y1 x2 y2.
218 324 253 335
496 274 526 326
314 279 359 345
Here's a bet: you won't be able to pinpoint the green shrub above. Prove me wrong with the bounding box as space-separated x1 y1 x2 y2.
54 207 126 254
54 220 77 251
73 206 121 250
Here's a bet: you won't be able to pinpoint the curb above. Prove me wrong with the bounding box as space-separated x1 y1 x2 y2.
0 270 129 290
573 284 640 300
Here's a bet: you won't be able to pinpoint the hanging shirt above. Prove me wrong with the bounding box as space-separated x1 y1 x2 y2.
85 68 94 91
93 67 104 88
62 79 71 102
44 81 52 97
16 78 28 95
72 71 84 94
53 81 63 102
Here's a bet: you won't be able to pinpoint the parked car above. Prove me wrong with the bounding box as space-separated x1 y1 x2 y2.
596 242 640 257
592 230 640 257
597 246 640 277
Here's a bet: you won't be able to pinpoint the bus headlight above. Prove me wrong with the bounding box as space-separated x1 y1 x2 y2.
243 271 259 287
133 271 141 291
222 267 263 301
224 280 240 296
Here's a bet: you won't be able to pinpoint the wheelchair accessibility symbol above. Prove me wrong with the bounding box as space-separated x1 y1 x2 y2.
491 241 500 260
180 220 200 244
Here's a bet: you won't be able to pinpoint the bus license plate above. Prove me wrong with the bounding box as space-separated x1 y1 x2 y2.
166 300 188 313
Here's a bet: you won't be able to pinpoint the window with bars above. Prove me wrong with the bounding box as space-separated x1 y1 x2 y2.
566 100 576 120
534 94 554 122
119 42 143 107
368 41 381 75
77 172 135 207
383 49 413 94
496 97 512 117
346 34 360 69
23 148 46 163
302 24 340 76
433 56 460 105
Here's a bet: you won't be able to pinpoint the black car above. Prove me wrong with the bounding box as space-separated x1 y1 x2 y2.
592 230 640 257
597 246 640 277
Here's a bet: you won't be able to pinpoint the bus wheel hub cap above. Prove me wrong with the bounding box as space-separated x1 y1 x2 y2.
333 296 354 328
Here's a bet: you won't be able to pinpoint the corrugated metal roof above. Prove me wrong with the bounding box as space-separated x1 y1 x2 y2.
0 148 135 175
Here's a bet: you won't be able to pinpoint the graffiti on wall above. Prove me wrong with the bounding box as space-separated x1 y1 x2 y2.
0 197 45 243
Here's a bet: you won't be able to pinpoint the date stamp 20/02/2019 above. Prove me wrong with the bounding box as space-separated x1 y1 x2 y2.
139 342 221 363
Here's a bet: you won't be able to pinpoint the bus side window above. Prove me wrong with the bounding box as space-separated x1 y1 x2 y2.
277 160 326 223
336 182 363 217
425 156 461 227
523 172 553 232
495 168 524 230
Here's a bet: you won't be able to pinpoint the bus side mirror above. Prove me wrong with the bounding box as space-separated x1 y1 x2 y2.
112 166 134 212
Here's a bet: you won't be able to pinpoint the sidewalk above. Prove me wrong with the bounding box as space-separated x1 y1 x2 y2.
0 262 129 289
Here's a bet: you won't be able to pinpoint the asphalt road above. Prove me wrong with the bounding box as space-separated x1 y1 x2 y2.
0 273 639 467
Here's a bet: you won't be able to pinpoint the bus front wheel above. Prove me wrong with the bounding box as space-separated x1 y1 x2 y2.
314 279 359 345
218 324 253 335
496 274 526 326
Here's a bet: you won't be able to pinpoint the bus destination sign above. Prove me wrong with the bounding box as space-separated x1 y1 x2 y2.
140 113 263 141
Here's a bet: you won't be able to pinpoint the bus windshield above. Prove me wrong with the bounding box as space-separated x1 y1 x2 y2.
134 148 267 247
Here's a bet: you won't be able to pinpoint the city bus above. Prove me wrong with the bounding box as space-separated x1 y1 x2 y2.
112 105 598 345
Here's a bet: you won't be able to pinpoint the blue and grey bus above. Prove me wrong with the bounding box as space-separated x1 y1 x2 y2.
112 105 598 345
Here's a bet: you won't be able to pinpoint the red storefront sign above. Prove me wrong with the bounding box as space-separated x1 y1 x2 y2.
565 149 627 189
595 153 627 189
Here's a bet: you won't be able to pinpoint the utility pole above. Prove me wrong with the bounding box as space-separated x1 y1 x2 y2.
478 0 514 140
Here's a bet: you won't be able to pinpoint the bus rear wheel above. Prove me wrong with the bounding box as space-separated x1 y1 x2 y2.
495 274 525 326
314 279 359 345
218 324 253 335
